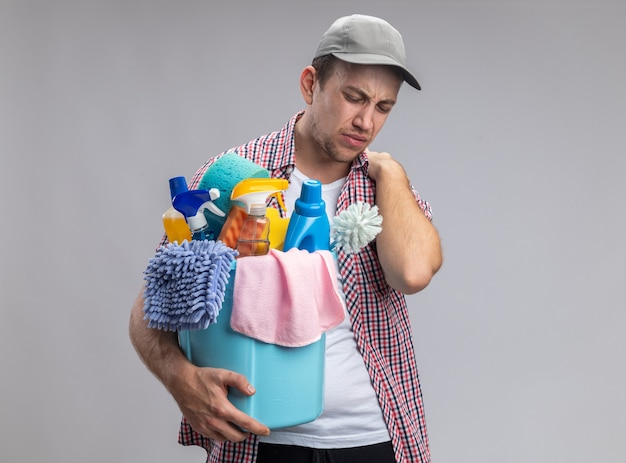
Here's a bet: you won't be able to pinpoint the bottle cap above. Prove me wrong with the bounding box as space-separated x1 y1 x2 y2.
295 180 326 217
300 179 322 203
249 204 266 216
169 176 189 199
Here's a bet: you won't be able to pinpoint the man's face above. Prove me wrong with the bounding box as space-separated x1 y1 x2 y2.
308 61 403 164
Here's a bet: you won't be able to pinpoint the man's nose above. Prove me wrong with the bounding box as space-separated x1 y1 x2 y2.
353 105 375 132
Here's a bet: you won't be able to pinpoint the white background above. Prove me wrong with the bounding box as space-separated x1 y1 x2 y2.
1 1 625 462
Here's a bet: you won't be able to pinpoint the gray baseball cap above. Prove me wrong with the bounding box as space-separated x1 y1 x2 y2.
314 14 421 90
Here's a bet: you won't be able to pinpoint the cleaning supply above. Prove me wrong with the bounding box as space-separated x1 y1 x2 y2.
265 206 289 251
283 179 330 252
162 176 192 244
232 206 290 253
197 152 270 235
235 203 270 257
143 240 237 331
172 188 225 241
331 202 383 254
217 177 288 252
231 248 344 347
178 260 326 429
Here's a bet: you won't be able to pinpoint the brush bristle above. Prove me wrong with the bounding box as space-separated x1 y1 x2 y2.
331 202 383 255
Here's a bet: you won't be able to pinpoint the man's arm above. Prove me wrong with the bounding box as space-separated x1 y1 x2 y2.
129 288 271 441
366 150 443 294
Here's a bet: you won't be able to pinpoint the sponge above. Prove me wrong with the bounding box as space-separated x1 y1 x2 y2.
198 152 269 234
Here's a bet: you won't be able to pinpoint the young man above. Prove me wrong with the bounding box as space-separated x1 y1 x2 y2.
130 14 442 463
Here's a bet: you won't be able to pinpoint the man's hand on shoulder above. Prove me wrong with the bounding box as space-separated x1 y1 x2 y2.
365 149 407 183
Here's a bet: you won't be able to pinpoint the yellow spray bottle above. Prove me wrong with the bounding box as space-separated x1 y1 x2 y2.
162 176 193 244
217 178 289 256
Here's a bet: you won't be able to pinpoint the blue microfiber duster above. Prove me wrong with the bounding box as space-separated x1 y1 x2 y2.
143 240 238 331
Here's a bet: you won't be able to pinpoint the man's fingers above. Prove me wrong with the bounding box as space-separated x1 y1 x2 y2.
212 369 271 437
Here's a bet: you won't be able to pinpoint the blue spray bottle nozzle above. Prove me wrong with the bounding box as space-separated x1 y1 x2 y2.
173 189 226 240
169 176 189 199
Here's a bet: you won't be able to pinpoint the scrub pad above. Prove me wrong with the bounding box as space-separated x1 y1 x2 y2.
143 240 238 331
198 152 269 235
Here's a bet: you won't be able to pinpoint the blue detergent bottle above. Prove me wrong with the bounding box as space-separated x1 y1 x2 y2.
283 179 330 252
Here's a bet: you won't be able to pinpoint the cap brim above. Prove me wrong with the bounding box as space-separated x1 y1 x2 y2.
332 52 421 90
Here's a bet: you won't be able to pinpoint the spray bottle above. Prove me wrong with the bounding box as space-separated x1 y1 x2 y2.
162 176 193 243
283 179 330 252
172 188 225 240
217 178 289 256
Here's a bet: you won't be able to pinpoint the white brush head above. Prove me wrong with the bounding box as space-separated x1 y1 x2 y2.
331 202 383 254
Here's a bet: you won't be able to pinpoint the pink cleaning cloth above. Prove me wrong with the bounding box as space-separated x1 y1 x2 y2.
231 248 345 347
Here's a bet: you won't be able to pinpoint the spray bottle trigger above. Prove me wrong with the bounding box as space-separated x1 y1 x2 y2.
206 188 226 217
270 191 287 216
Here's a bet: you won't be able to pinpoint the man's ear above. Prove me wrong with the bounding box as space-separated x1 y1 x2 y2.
299 65 317 105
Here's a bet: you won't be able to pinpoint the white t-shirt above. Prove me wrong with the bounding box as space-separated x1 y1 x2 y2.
260 168 391 448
